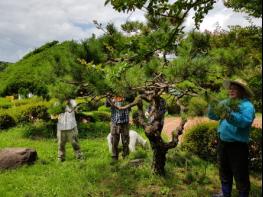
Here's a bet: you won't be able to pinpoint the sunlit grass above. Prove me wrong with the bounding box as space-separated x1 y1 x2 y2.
0 126 261 197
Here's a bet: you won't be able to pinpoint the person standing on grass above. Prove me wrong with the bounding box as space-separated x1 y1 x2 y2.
57 98 82 162
208 79 255 197
106 96 130 163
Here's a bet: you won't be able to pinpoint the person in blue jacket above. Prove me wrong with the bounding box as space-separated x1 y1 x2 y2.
208 79 255 197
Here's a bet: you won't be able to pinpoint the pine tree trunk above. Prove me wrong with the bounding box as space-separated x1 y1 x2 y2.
151 143 167 176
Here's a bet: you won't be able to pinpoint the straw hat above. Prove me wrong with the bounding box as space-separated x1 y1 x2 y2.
223 79 254 98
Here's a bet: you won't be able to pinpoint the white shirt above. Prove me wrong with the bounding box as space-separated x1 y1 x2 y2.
57 99 77 131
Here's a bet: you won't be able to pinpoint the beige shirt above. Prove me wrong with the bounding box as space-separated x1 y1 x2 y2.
57 99 77 131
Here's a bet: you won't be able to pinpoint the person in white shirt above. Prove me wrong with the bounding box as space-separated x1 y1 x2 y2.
57 98 82 161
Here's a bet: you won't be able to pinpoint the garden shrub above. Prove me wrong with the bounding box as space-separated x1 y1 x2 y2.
5 101 49 124
97 105 110 112
78 111 111 122
162 95 181 115
188 97 208 116
0 112 16 130
22 120 56 139
249 127 262 172
18 103 49 122
180 121 218 162
75 97 105 111
181 121 262 171
78 121 110 138
0 98 12 109
12 96 45 106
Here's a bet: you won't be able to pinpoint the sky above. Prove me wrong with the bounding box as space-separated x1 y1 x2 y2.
0 0 261 63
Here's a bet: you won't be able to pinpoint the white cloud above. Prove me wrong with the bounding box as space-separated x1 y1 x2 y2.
0 0 261 62
185 0 262 32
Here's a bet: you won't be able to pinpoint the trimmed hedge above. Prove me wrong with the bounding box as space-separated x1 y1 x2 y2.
249 127 262 171
0 101 50 130
0 112 16 130
188 97 208 116
0 98 12 109
77 111 111 122
78 122 110 138
181 121 218 162
22 120 56 139
181 121 262 171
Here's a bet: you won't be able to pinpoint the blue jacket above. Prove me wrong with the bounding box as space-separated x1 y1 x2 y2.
208 98 255 143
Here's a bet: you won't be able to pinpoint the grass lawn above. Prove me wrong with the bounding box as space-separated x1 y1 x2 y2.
0 126 262 197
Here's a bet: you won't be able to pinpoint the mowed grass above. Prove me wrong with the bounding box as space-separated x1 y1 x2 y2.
0 126 262 197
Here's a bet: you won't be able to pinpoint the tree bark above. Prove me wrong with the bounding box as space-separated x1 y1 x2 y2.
147 134 168 176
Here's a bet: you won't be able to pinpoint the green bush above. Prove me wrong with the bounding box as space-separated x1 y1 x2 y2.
188 97 208 116
75 98 105 112
0 112 16 130
162 95 180 115
249 127 262 172
181 122 262 171
180 121 218 162
78 122 110 138
19 104 49 122
12 97 45 106
6 101 49 123
0 98 12 109
78 111 111 122
47 102 66 116
97 105 110 112
22 120 56 139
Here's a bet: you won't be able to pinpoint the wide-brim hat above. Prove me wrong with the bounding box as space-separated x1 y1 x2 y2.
223 79 254 98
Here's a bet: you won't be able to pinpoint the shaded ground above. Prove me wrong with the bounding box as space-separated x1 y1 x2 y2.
163 116 262 140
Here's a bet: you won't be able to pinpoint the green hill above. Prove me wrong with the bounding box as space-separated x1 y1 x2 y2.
0 61 12 72
0 40 86 98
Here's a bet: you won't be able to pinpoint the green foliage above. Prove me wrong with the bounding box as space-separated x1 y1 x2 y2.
82 35 107 64
0 97 12 109
0 61 11 72
181 121 262 171
22 41 59 60
224 0 262 17
48 82 77 102
181 121 218 162
249 127 262 171
162 95 180 115
0 112 16 130
97 105 110 112
22 120 56 139
47 101 67 116
0 127 261 196
78 111 111 122
0 40 86 98
188 97 208 116
78 121 110 138
2 100 50 125
209 99 241 118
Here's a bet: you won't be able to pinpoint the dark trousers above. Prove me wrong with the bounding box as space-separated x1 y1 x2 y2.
110 122 129 159
217 139 250 197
